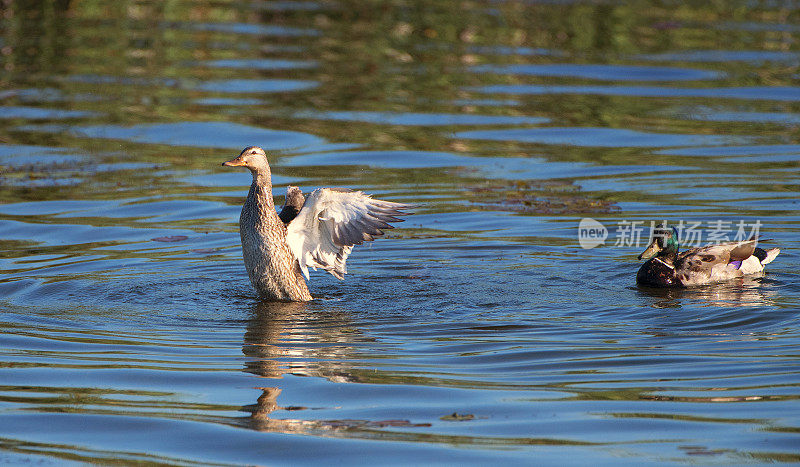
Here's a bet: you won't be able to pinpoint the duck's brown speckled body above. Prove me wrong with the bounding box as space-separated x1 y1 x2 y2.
636 225 780 288
232 157 311 301
223 146 411 301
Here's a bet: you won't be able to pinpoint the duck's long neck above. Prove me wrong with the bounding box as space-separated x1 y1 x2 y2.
250 169 274 209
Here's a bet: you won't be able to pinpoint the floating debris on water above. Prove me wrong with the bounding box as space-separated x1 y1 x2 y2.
440 412 476 421
466 180 618 214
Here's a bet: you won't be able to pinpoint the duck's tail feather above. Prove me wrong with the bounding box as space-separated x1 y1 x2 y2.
759 248 780 265
734 248 779 275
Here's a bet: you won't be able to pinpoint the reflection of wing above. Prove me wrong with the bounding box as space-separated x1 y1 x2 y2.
286 188 410 280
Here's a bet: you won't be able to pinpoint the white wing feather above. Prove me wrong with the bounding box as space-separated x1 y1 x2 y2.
286 188 409 280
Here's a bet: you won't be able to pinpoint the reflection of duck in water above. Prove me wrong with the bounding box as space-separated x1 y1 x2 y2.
241 301 354 432
223 146 411 301
637 225 779 287
241 302 428 434
639 276 779 308
240 301 333 434
241 301 359 381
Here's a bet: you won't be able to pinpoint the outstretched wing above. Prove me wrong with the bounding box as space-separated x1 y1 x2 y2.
285 188 410 280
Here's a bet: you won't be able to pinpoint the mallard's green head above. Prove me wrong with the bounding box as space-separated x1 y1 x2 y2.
638 226 679 260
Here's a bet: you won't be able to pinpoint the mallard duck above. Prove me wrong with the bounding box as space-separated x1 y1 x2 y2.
223 146 411 301
637 225 779 287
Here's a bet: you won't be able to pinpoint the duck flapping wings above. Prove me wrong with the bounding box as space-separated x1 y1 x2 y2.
285 188 411 280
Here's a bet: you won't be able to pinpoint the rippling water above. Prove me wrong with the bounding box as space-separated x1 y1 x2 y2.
1 1 799 464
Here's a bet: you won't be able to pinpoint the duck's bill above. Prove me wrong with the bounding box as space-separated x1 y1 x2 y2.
222 158 245 167
638 241 662 260
639 240 661 259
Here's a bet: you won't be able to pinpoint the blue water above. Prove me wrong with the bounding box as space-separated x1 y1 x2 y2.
1 1 799 465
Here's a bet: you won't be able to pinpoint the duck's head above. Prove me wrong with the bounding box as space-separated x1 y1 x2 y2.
638 225 679 260
222 146 270 173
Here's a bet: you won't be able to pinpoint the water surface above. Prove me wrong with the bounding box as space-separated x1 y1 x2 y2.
1 1 799 465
